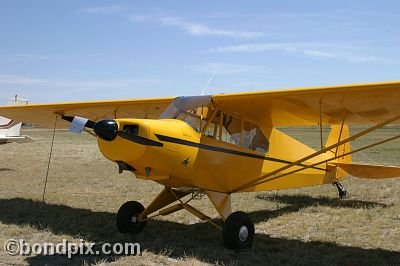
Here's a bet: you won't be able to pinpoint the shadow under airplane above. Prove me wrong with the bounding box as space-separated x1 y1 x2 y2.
0 195 398 265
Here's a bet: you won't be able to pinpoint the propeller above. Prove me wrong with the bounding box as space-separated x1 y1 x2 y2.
62 115 95 129
62 115 163 147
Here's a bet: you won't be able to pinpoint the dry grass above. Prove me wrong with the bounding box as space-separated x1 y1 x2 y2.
0 127 399 265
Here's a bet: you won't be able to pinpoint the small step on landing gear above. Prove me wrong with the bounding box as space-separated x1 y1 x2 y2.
333 181 347 199
222 211 255 250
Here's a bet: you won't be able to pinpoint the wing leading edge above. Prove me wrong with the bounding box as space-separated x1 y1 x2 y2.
0 97 175 128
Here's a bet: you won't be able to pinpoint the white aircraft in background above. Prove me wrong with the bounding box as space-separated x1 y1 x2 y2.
0 95 34 145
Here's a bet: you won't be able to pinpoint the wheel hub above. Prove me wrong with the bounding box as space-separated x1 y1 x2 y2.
238 226 249 241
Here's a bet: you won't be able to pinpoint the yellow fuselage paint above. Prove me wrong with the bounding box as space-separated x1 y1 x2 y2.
97 119 349 193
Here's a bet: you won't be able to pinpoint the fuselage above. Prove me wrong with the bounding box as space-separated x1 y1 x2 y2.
96 118 346 193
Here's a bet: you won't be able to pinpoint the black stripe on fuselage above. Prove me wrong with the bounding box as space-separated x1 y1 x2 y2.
155 134 326 172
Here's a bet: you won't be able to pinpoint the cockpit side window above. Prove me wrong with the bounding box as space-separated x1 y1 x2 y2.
202 109 220 138
243 121 269 153
220 113 241 145
202 110 270 154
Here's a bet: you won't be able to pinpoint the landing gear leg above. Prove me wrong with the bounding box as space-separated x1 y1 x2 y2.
333 181 347 198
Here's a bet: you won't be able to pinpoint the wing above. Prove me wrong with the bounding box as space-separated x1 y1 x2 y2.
2 81 400 128
0 97 174 128
212 81 400 126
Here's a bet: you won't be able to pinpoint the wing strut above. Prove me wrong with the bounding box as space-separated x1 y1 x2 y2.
334 113 347 157
42 114 58 202
230 114 400 193
319 101 323 150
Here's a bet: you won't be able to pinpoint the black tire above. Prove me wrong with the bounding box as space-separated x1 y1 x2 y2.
222 211 255 250
116 201 147 234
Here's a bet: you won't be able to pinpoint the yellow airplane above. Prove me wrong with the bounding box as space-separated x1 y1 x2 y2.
1 81 400 250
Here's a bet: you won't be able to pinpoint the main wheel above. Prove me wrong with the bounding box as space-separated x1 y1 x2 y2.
116 201 147 234
222 211 255 250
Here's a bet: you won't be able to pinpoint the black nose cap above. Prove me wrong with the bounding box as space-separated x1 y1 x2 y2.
93 120 118 141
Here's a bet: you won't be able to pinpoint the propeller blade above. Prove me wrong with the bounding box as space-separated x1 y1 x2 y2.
62 115 95 129
116 131 163 147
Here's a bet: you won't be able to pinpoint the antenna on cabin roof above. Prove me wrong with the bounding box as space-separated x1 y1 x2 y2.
250 71 255 91
200 68 218 96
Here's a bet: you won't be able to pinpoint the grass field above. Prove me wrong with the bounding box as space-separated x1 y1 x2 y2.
0 127 399 265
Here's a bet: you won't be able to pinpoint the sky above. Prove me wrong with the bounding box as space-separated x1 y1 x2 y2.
0 0 399 103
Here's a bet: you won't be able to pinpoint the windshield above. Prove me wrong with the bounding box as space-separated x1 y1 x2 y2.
160 96 212 119
160 96 213 132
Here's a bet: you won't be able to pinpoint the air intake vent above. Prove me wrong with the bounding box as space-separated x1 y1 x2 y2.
123 124 139 135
